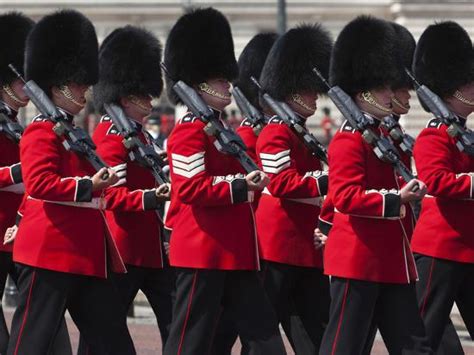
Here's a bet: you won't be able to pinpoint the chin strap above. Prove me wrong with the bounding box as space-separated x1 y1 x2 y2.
198 82 230 100
453 90 474 106
292 94 316 112
59 85 85 108
129 95 152 113
392 97 409 111
361 91 392 114
3 84 27 106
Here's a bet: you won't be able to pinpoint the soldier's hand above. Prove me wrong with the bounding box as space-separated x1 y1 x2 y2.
400 179 427 203
313 228 327 250
92 168 119 191
158 150 168 164
155 183 171 201
163 241 170 256
245 171 269 191
4 225 18 245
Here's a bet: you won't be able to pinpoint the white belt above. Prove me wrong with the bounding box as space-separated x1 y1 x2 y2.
28 196 106 210
262 188 322 206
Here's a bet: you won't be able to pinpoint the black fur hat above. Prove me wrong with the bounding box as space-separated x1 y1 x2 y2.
413 21 473 99
94 26 163 112
25 9 99 96
164 7 238 104
260 24 333 101
0 12 34 86
234 32 278 110
391 22 416 90
330 16 398 95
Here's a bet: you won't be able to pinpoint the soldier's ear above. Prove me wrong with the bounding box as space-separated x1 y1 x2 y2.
51 86 61 98
120 96 131 109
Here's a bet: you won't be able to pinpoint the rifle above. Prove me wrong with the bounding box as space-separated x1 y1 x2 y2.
0 103 23 143
381 115 415 156
232 86 265 135
250 77 328 165
161 63 260 175
9 64 109 178
104 103 169 186
405 69 474 156
312 67 417 187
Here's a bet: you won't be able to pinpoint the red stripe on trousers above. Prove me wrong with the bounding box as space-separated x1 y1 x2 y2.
14 270 37 355
331 279 350 355
420 258 436 318
177 270 199 355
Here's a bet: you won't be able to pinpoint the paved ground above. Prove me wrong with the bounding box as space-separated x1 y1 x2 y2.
5 306 474 354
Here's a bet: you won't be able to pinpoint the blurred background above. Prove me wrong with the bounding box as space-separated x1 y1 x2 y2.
2 0 473 140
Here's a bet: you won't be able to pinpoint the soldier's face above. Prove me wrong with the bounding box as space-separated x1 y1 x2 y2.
446 81 474 117
287 92 318 118
392 88 411 115
52 83 89 115
121 95 153 122
198 78 232 111
10 79 29 106
358 87 394 119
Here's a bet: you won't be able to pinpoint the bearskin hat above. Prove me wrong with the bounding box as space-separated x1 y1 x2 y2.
391 22 416 90
93 26 163 112
234 32 278 110
413 21 473 99
164 7 238 104
0 12 34 86
25 9 99 96
330 16 398 95
259 24 332 101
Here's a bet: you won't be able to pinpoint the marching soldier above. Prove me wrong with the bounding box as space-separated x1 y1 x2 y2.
234 32 278 164
318 16 432 355
90 25 173 350
411 21 474 352
7 10 135 355
0 12 73 355
163 7 286 355
255 24 332 354
211 31 279 355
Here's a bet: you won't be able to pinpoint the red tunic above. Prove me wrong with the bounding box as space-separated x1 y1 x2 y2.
13 116 125 278
93 115 163 269
323 120 417 284
411 118 474 263
0 112 23 253
319 126 416 240
166 113 259 270
255 117 327 268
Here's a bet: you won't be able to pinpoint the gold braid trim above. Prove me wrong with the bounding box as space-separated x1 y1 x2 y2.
361 91 392 113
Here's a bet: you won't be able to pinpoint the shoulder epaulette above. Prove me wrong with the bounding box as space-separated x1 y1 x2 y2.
32 114 49 123
340 120 356 133
241 118 253 127
426 118 443 129
106 124 120 136
100 115 112 123
268 116 284 125
179 113 199 124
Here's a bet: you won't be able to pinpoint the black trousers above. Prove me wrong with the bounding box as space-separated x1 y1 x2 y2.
111 264 174 347
261 261 329 354
211 261 329 355
78 263 175 354
415 254 474 352
7 264 135 355
164 268 286 355
361 307 462 354
320 277 433 355
0 253 72 355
